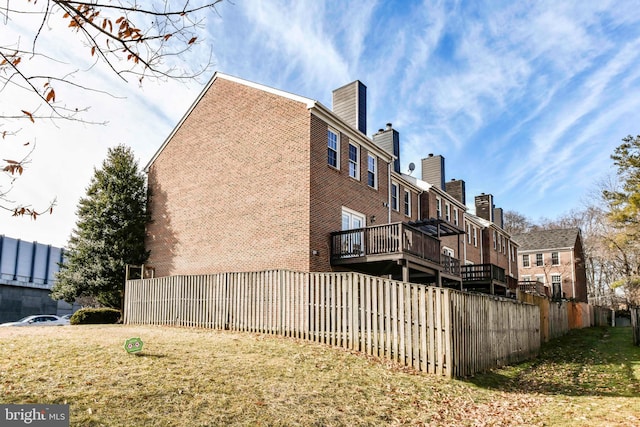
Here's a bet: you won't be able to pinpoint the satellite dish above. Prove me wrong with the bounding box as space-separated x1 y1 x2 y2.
408 162 415 174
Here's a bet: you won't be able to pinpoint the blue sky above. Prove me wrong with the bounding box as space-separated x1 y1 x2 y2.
2 0 640 247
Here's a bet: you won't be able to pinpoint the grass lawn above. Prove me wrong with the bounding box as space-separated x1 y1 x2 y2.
1 325 638 426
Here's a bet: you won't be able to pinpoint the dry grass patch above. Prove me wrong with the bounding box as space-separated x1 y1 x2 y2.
0 325 637 426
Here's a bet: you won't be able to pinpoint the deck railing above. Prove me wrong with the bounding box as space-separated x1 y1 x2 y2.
517 280 549 297
441 254 461 276
460 263 506 283
331 222 441 265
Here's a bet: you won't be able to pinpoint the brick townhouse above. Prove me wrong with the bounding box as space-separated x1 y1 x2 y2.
145 72 519 294
512 228 588 302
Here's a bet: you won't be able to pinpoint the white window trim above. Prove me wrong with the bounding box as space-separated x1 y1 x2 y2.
404 189 411 217
551 251 560 265
453 208 459 226
328 128 340 169
348 142 359 180
341 206 366 229
473 227 477 247
466 222 471 244
367 154 377 189
523 254 530 267
391 182 399 211
436 197 442 218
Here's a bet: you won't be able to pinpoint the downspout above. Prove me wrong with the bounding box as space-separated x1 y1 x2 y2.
571 249 576 299
387 159 392 223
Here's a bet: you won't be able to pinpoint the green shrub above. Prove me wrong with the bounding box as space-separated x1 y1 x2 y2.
70 308 121 325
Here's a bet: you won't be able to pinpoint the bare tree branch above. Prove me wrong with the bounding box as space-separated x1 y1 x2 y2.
1 0 225 216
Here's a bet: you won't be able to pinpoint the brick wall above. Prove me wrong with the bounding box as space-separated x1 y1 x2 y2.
309 115 391 271
146 77 312 276
463 219 482 264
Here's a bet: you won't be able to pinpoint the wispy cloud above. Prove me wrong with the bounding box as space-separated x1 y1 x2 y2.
4 0 640 245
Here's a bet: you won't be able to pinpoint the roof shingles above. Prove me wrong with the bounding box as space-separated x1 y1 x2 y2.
512 228 580 252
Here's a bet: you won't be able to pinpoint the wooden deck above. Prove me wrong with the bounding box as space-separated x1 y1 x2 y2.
330 222 461 278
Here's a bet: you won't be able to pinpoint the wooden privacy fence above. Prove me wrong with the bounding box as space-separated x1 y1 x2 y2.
517 292 612 343
632 307 640 346
124 270 540 378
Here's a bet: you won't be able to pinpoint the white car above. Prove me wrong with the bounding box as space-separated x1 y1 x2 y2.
0 315 68 327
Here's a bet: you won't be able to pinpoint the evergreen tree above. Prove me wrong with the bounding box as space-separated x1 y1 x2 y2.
52 145 149 309
602 134 640 305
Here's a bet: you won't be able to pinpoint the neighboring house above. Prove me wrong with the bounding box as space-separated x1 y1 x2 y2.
0 235 75 322
145 72 518 294
512 228 588 302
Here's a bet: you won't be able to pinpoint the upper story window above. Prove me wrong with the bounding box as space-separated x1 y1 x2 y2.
348 143 359 179
445 203 450 222
327 129 339 168
404 189 411 216
473 227 478 247
551 252 559 265
466 222 471 244
436 197 442 218
453 208 459 226
493 230 497 250
367 154 377 188
536 253 543 266
391 182 399 211
522 254 530 267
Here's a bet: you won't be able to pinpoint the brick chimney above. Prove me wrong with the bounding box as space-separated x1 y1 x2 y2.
332 81 367 135
493 207 504 229
421 154 445 189
475 193 494 222
445 178 466 205
372 123 400 173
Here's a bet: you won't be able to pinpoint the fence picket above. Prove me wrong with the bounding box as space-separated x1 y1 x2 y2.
125 270 546 378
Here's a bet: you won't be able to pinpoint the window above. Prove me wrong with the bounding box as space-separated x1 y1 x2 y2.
436 197 442 218
551 252 559 265
466 222 471 244
341 207 365 256
404 190 411 216
367 154 377 188
327 129 339 168
522 254 530 267
535 274 545 284
522 275 531 282
445 203 450 222
536 253 543 266
551 274 562 299
348 143 359 179
453 208 459 226
391 182 399 211
493 230 497 250
473 227 478 247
